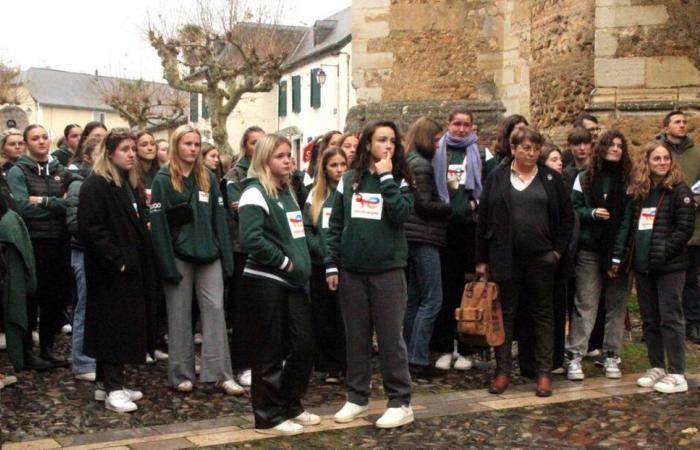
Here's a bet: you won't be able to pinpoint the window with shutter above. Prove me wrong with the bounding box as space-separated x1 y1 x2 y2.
190 92 199 122
310 68 321 108
279 80 288 117
292 75 301 113
201 94 209 119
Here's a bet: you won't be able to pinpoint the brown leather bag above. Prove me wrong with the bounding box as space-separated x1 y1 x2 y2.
454 280 505 347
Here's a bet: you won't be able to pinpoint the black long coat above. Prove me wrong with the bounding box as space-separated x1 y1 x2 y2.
79 174 156 363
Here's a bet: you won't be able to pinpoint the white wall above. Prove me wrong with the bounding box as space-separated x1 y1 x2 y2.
278 41 355 147
225 89 278 155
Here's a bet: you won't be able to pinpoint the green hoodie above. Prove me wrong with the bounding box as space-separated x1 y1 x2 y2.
303 187 337 265
149 166 233 283
238 177 311 288
325 169 413 274
658 133 700 245
51 144 73 167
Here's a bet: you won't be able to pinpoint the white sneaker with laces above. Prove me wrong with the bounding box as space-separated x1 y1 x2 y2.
105 390 137 413
218 379 245 396
154 350 169 361
95 385 142 402
551 367 566 375
637 367 666 388
653 374 688 394
453 355 473 371
434 353 453 370
146 353 155 364
291 411 321 426
375 405 414 429
334 402 369 423
238 369 252 387
604 357 621 379
586 349 601 358
567 357 584 381
255 420 303 436
74 372 96 382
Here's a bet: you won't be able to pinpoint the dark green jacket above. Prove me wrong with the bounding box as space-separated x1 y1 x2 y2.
51 144 73 166
238 177 311 288
325 170 413 274
223 156 250 252
149 167 233 283
303 187 337 265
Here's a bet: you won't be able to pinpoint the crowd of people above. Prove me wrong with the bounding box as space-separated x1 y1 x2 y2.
0 108 698 435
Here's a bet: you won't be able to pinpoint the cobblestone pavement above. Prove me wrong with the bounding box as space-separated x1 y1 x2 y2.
237 389 700 449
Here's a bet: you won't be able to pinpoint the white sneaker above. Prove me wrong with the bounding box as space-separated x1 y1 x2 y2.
586 349 601 358
453 355 473 371
74 372 96 382
552 366 566 375
61 324 72 334
218 379 245 396
291 411 321 426
32 331 39 346
146 354 155 364
255 420 303 436
604 357 621 379
194 333 203 345
567 357 584 381
105 390 137 413
653 374 688 394
0 374 17 389
375 405 414 429
95 386 142 402
175 380 194 392
0 333 6 350
435 353 453 370
238 369 252 387
334 402 369 423
154 350 169 361
637 367 666 388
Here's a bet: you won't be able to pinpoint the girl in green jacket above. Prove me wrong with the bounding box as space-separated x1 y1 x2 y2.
150 125 240 396
238 134 316 436
325 121 415 429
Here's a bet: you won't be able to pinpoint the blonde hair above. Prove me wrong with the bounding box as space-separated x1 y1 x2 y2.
247 134 293 200
167 124 210 193
629 140 686 202
310 146 346 226
91 128 139 188
0 128 22 166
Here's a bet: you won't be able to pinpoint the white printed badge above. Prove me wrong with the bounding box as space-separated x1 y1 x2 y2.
447 164 465 187
638 207 656 231
351 193 383 220
145 189 152 205
322 207 332 229
199 191 210 203
286 211 306 238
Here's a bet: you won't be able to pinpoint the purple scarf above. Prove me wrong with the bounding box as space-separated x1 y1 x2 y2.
432 131 482 202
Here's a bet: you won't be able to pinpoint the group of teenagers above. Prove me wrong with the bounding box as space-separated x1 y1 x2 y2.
0 107 697 436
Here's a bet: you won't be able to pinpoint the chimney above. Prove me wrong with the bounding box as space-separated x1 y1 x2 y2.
94 69 99 81
313 20 336 46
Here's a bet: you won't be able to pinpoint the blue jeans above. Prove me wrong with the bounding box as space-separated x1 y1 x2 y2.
404 244 444 366
71 249 96 374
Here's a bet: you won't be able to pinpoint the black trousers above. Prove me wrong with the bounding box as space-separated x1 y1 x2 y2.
96 360 125 393
229 252 254 370
26 238 72 352
496 252 556 377
518 279 568 375
309 264 346 374
430 223 476 356
246 276 313 429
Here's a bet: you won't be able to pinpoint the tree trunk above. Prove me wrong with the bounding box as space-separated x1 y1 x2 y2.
207 92 233 155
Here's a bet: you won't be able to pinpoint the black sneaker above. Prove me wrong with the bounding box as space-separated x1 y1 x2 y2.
409 363 446 380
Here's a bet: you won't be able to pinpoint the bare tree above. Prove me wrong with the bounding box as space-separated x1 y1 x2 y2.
101 78 188 129
148 0 303 153
0 60 22 105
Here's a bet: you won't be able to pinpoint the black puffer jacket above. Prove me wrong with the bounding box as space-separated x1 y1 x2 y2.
404 151 452 247
631 182 695 274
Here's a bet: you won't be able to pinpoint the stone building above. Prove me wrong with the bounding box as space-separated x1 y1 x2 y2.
349 0 700 147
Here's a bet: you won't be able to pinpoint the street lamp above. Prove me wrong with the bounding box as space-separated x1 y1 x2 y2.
317 69 327 86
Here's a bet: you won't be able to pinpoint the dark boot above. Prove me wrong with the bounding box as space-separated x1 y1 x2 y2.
535 376 553 397
23 350 53 371
489 374 510 394
40 348 69 368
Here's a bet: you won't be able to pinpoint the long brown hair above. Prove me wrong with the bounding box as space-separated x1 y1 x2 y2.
629 141 686 202
310 146 347 226
405 117 442 159
584 129 632 191
167 125 210 193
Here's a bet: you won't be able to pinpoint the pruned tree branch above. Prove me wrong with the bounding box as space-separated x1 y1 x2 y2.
0 60 22 105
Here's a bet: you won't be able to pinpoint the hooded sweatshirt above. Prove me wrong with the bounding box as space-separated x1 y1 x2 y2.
238 177 311 288
149 166 233 283
51 144 73 167
6 154 74 239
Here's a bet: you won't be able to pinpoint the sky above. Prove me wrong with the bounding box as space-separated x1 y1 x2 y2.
0 0 351 82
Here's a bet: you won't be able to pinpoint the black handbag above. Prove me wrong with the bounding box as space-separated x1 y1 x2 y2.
165 185 195 227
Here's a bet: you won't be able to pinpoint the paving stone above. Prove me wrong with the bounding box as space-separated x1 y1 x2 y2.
128 437 193 450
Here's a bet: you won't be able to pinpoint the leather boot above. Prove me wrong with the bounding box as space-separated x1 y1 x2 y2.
488 374 510 394
536 375 553 397
23 350 53 371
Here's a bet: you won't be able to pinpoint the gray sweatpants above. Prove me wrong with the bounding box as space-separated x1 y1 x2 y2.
568 250 630 357
164 258 233 386
338 269 412 408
